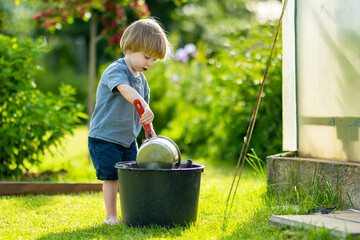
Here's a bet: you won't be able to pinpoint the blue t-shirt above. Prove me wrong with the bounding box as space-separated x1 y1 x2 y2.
88 58 150 147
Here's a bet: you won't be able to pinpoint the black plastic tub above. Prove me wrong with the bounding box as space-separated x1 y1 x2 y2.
115 161 205 227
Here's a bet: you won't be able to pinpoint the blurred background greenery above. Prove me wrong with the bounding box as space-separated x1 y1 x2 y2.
0 0 283 176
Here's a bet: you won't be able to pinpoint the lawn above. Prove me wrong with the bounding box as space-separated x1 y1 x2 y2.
0 126 344 239
25 125 100 183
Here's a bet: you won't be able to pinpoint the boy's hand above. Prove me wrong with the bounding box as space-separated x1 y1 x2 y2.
139 106 154 125
142 129 156 142
142 128 156 141
133 99 155 139
148 129 156 138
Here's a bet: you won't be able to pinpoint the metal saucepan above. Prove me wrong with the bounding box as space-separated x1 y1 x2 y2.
133 99 181 169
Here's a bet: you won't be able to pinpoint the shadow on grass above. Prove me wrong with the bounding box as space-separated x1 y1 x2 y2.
37 223 188 240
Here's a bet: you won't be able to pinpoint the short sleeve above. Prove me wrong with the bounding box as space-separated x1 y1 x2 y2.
143 79 150 104
104 64 129 94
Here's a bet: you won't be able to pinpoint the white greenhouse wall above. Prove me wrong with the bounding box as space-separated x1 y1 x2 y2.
283 0 360 162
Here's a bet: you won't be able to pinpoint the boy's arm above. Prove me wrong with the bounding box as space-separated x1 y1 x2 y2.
116 84 154 125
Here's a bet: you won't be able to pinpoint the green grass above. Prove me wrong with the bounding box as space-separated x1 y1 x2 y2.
24 125 100 183
0 126 353 239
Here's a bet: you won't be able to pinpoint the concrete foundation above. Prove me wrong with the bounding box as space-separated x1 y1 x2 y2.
267 152 360 209
269 210 360 238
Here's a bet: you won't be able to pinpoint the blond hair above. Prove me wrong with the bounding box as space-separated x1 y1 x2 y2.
120 18 171 60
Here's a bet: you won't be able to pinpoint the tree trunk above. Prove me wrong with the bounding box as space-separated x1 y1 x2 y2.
87 11 98 125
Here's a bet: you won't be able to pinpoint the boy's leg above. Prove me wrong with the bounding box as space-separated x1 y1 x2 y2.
88 138 138 225
103 180 120 225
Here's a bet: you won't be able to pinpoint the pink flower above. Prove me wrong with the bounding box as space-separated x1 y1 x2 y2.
113 35 121 43
130 2 137 9
105 24 112 30
115 5 124 12
108 35 121 45
135 12 142 18
61 13 68 22
43 18 55 29
44 8 53 16
108 38 115 45
33 12 43 20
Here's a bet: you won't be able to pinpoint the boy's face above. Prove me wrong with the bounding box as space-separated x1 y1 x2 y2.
126 51 157 73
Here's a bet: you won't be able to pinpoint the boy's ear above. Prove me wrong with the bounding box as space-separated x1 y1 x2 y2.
124 49 132 55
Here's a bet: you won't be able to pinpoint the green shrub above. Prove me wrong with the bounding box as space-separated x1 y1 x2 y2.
139 0 283 161
146 22 282 161
0 34 86 178
36 67 89 113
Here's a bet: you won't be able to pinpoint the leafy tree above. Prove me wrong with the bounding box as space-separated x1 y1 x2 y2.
30 0 184 119
30 0 150 119
0 34 86 178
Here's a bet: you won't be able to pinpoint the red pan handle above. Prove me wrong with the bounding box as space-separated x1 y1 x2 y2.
133 99 154 138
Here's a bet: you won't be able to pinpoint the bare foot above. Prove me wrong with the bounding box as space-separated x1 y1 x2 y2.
103 216 120 225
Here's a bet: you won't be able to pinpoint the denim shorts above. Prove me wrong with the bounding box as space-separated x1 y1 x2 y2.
88 137 138 180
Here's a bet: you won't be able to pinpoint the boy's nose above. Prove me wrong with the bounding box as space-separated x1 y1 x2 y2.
147 60 154 67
